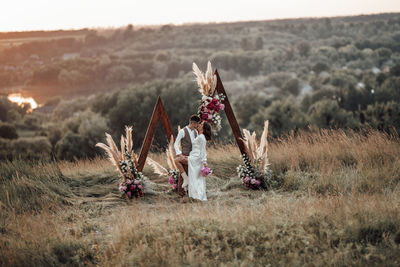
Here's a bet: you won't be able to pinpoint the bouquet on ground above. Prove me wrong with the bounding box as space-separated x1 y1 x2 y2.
193 61 225 133
147 135 180 191
96 126 145 199
237 120 274 190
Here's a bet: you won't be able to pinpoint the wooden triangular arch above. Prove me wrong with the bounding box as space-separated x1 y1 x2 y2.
137 96 175 172
137 69 246 172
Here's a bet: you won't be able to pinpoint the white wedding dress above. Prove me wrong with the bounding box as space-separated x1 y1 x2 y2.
188 134 207 201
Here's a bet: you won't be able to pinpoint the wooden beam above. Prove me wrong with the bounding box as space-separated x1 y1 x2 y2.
215 69 246 156
137 96 175 172
158 97 174 143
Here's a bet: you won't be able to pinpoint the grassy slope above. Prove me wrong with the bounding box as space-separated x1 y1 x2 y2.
1 129 400 266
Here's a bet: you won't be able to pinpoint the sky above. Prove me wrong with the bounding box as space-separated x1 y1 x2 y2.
1 0 400 32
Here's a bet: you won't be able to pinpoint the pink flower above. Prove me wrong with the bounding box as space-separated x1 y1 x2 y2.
134 180 140 185
200 166 212 177
138 185 143 189
130 185 135 191
255 180 261 186
169 176 174 185
251 179 257 184
127 191 132 198
208 114 213 120
244 176 251 183
219 104 225 110
119 182 124 187
132 185 136 189
126 179 132 184
172 184 177 189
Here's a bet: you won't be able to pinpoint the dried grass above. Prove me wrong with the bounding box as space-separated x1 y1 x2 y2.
1 129 400 266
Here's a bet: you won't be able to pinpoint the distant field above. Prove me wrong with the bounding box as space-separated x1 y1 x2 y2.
0 33 86 51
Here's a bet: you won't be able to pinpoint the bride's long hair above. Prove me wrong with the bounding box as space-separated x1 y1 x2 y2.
202 122 212 141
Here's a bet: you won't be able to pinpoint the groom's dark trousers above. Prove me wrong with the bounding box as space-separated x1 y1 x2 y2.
175 155 188 198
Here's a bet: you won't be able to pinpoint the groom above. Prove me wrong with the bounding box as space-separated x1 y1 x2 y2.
174 114 201 203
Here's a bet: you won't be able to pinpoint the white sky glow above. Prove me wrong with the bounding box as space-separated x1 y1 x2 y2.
1 0 400 31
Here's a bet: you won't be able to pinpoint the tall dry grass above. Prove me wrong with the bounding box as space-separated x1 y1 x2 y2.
269 128 400 194
1 128 400 266
0 160 73 214
100 194 400 266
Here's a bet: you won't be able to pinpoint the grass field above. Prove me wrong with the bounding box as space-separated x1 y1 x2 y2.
1 129 399 266
0 34 85 51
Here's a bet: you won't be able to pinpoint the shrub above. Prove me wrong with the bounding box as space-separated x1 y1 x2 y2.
0 122 18 139
296 41 311 57
11 136 52 160
251 97 307 136
308 100 358 128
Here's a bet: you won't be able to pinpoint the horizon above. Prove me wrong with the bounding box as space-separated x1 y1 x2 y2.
1 0 400 32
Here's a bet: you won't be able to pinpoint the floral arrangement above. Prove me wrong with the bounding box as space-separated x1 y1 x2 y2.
147 135 180 191
193 61 226 132
168 169 179 190
198 94 225 132
96 126 145 199
200 166 212 177
236 120 274 190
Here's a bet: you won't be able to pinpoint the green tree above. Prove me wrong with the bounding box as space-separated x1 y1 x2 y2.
390 64 400 77
283 78 300 96
105 65 135 83
312 62 330 74
234 93 269 129
107 83 161 149
55 111 109 160
308 100 358 128
55 132 87 160
0 97 25 122
359 101 400 132
250 98 307 137
296 41 311 57
11 137 52 160
255 37 264 50
240 38 251 50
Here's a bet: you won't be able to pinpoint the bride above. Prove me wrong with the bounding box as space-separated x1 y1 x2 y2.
188 121 212 201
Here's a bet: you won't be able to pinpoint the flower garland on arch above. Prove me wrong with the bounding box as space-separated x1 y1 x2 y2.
96 126 145 199
193 61 225 133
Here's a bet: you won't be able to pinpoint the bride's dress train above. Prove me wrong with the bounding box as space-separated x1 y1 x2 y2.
188 134 207 201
